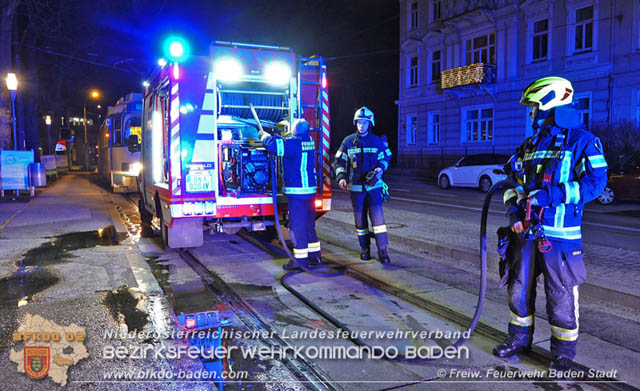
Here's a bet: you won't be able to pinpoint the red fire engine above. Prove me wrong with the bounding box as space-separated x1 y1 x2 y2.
138 41 332 248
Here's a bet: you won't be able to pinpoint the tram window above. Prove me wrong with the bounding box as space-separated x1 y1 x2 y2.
112 117 122 146
124 117 141 141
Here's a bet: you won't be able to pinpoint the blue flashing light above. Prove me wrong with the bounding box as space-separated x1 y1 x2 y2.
157 58 167 67
163 36 190 63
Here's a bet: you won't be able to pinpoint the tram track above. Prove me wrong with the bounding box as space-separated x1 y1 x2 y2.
177 248 339 391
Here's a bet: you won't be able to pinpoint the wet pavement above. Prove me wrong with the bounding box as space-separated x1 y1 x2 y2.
1 172 638 391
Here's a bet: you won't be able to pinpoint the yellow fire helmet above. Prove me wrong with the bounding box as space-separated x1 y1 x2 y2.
520 76 574 111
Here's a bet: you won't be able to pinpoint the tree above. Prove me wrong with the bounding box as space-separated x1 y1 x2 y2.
0 0 20 149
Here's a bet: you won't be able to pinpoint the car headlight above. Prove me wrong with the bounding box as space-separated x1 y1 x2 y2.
264 61 291 85
214 58 243 82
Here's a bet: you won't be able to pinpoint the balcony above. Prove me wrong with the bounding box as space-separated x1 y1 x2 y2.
441 63 496 89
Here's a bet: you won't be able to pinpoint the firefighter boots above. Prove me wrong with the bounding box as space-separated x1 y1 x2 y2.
492 334 532 358
360 247 371 260
282 260 299 270
378 248 391 264
308 254 322 267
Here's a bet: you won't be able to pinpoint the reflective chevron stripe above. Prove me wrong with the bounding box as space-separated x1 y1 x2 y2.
509 311 533 327
372 225 387 234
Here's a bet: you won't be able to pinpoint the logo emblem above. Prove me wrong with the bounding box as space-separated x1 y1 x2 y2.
24 347 50 379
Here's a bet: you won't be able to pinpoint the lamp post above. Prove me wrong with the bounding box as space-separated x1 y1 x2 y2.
45 115 52 155
6 73 18 150
83 89 100 170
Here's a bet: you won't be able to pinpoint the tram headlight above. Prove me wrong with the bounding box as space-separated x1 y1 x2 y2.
128 162 142 176
214 58 243 82
264 61 291 85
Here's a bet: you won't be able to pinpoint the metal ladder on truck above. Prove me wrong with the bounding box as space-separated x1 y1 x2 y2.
298 56 332 201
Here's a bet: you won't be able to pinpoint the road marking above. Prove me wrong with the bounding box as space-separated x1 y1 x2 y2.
394 188 411 192
427 192 457 198
0 199 34 230
582 221 640 233
390 195 504 214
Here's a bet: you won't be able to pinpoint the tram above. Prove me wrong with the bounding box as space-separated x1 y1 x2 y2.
98 93 143 192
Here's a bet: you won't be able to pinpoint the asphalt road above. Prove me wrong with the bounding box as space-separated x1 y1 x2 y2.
372 177 640 251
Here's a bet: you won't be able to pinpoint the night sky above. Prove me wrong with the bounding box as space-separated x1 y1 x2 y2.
31 0 399 153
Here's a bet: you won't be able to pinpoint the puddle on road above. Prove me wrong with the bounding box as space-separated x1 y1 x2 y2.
104 286 149 332
21 225 123 267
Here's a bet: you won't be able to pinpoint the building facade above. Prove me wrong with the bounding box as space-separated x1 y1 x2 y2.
397 0 640 174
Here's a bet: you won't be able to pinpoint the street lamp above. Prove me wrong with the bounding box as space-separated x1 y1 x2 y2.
45 115 52 155
6 73 18 150
84 89 101 170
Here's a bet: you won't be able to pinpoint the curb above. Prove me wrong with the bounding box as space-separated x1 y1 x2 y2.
320 215 640 310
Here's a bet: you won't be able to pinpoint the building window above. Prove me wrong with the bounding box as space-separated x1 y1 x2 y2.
574 94 591 128
466 33 495 65
431 50 441 82
575 5 593 52
428 112 440 144
406 114 417 145
431 0 441 22
408 56 418 87
409 2 418 31
532 19 548 61
463 106 493 142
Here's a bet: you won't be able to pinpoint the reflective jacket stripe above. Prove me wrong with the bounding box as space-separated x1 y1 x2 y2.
284 186 316 194
542 225 582 240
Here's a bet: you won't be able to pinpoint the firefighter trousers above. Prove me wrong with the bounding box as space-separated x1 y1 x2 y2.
508 238 583 359
287 194 320 265
349 188 388 251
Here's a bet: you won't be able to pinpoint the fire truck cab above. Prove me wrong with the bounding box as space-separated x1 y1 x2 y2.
139 41 332 248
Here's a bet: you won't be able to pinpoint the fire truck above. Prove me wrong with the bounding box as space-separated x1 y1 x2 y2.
138 40 332 248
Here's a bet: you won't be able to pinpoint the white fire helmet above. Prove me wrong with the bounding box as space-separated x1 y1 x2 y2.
353 106 375 126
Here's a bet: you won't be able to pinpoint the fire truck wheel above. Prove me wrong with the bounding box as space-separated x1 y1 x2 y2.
159 214 169 249
223 227 241 235
139 198 153 225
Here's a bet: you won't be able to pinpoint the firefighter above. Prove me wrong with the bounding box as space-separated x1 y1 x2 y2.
333 106 392 263
494 77 608 373
260 119 321 270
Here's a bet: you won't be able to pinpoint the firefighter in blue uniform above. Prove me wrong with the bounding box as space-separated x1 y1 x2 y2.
494 77 608 373
333 107 392 263
260 119 321 270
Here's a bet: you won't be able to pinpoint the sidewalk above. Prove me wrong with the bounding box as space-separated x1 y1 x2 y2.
0 173 209 391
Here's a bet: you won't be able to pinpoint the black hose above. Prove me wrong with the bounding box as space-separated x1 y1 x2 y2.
271 167 518 362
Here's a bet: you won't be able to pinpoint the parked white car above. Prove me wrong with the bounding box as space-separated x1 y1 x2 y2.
438 154 509 192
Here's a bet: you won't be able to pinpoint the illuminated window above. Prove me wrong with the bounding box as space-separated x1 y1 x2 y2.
463 106 493 142
466 33 495 65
